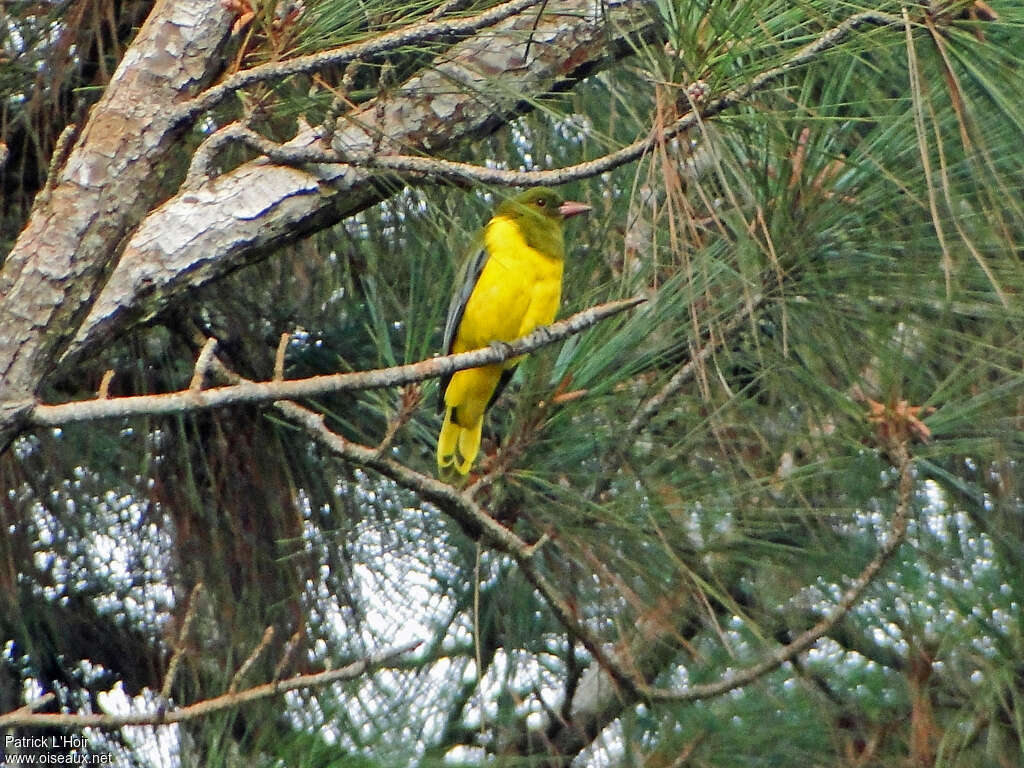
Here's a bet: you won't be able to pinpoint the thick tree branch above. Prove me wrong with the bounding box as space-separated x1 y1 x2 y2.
27 297 642 426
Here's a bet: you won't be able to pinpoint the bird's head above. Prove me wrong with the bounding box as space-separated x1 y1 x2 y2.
498 187 592 224
495 188 591 258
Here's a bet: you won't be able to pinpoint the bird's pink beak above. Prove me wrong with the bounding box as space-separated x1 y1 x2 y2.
558 200 592 219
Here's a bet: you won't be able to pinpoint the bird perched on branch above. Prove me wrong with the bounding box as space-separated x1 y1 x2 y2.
437 187 591 477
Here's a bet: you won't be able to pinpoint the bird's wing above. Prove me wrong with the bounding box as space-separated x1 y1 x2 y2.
438 237 490 409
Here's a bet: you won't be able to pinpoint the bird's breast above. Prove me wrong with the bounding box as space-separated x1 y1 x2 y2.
453 216 564 352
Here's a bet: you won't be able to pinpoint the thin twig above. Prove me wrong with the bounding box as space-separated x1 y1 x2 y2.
319 62 361 146
97 369 115 399
274 333 290 381
427 0 474 22
229 626 275 694
659 732 707 768
183 123 249 189
0 641 421 728
628 295 764 435
28 297 644 427
190 338 219 391
375 383 421 457
161 583 204 700
473 541 485 743
273 630 303 681
5 692 55 717
41 123 79 198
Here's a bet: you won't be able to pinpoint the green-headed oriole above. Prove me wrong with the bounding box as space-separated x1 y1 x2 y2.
437 187 591 476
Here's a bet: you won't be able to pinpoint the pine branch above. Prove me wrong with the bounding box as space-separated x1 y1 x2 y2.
517 409 917 759
193 11 905 189
26 297 643 427
276 399 647 701
628 294 765 435
644 440 914 703
0 641 421 729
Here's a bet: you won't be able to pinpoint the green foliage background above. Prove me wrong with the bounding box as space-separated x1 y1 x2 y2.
1 0 1022 766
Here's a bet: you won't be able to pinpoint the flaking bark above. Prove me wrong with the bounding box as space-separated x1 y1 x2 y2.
0 0 232 398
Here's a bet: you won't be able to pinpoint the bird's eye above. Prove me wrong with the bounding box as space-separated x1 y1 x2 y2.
536 198 546 207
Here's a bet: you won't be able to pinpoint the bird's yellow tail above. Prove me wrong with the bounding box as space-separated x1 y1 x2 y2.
437 407 483 477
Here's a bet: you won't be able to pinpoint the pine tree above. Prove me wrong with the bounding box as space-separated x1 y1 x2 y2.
1 1 1022 766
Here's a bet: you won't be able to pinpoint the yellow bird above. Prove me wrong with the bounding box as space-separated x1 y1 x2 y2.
437 187 591 477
